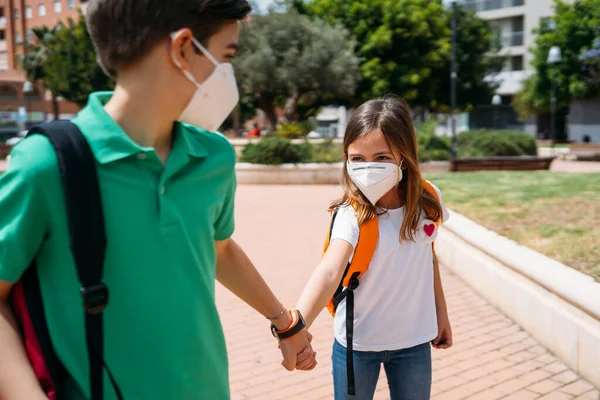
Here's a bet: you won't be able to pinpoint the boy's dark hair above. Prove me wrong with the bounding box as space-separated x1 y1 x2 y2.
85 0 252 77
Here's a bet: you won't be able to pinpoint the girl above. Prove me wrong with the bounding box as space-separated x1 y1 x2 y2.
296 97 452 400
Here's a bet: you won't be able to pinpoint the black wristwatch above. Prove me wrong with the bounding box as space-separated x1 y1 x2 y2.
270 309 306 340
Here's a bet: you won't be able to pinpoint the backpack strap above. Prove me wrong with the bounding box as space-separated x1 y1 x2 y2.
422 179 442 252
322 206 378 396
422 179 442 226
27 121 123 400
323 208 378 316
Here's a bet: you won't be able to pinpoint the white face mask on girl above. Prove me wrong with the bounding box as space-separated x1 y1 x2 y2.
347 160 404 205
171 33 239 132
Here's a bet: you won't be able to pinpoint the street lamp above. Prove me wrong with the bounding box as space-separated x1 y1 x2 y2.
443 0 464 158
547 46 561 149
492 94 502 129
23 80 33 129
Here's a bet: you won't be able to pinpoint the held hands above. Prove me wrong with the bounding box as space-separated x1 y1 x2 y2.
279 329 317 371
271 309 317 371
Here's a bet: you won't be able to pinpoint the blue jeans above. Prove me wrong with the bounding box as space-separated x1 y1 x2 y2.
332 340 432 400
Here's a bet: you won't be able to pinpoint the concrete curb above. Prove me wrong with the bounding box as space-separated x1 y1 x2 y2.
236 161 450 185
436 211 600 388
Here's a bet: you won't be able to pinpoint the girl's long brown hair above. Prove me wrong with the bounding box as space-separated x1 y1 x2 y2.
330 96 442 242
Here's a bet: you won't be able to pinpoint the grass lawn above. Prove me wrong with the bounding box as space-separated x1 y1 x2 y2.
426 171 600 281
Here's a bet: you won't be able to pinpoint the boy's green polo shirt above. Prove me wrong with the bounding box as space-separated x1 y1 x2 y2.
0 92 236 399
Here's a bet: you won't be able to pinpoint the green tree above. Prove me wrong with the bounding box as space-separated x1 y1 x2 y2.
429 6 502 111
580 38 600 87
235 11 360 127
42 15 113 107
19 26 61 119
514 0 600 115
299 0 499 110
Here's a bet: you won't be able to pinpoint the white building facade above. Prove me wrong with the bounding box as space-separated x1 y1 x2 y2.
465 0 568 96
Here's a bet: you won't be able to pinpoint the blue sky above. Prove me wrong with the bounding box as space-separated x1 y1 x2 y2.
254 0 276 13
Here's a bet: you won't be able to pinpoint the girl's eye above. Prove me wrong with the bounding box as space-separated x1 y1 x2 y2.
351 157 363 162
377 156 390 161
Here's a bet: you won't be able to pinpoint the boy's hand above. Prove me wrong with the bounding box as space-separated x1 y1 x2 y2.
279 330 317 371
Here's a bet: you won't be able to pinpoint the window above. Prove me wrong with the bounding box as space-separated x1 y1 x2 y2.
511 55 524 71
15 31 21 43
541 17 556 31
68 0 75 9
13 8 19 19
0 53 8 71
54 0 62 13
26 29 33 42
25 6 32 19
38 3 46 16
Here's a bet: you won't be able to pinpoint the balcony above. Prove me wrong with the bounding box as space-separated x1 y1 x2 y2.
465 0 525 13
498 31 524 48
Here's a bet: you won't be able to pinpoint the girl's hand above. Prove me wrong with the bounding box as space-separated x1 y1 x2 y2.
432 313 453 349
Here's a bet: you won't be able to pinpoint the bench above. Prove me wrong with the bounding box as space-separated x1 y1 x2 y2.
450 156 555 172
569 143 600 161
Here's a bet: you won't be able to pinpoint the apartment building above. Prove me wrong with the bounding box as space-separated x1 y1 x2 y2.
0 0 83 136
464 0 569 98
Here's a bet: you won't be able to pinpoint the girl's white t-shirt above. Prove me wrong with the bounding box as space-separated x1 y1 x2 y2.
330 182 449 352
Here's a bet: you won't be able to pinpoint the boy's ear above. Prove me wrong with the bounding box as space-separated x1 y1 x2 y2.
169 29 195 72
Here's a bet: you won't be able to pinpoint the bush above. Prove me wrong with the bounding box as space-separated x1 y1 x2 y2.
415 120 537 161
458 130 537 157
308 139 344 163
275 121 314 139
416 120 452 162
240 137 307 165
239 137 343 165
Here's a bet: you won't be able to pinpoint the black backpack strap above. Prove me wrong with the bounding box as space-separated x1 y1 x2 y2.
326 210 359 396
28 120 123 400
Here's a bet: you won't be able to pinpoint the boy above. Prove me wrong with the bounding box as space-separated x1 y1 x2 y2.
0 1 315 399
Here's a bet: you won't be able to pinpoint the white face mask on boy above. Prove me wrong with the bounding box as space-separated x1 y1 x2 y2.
347 160 404 205
171 33 239 132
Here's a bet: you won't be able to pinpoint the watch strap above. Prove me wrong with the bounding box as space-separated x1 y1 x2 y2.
271 309 306 340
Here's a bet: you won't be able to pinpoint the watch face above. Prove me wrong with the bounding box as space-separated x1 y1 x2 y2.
270 325 279 340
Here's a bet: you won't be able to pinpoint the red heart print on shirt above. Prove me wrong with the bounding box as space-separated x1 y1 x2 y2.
424 224 435 237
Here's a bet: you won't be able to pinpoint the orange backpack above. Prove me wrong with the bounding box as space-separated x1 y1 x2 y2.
321 179 442 396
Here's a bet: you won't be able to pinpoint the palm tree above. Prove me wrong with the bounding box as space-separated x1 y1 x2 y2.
19 25 62 120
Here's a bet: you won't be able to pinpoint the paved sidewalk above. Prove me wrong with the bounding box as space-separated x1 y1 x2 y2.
218 185 599 400
551 160 600 173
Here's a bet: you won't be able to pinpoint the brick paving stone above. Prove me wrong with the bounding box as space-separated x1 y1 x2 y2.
553 371 581 386
574 389 600 400
545 361 571 374
538 392 575 400
521 369 555 384
504 390 544 400
560 381 597 397
494 378 534 395
220 185 599 400
529 379 566 395
466 388 507 400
